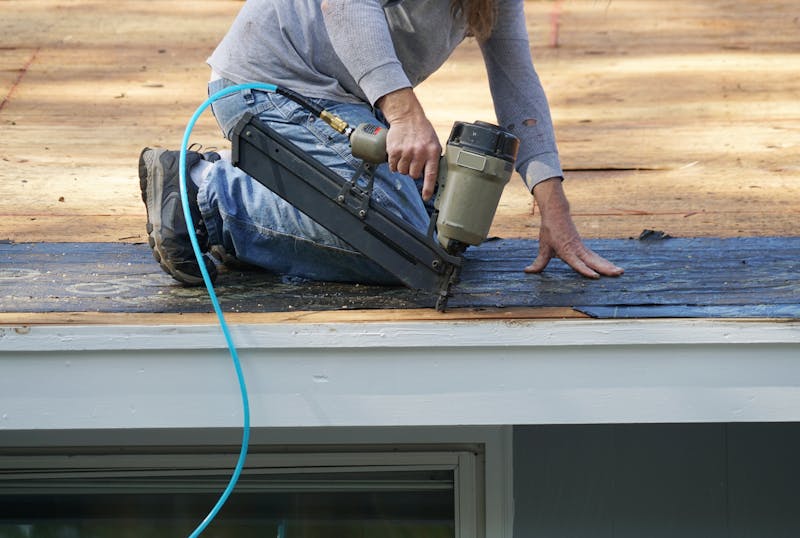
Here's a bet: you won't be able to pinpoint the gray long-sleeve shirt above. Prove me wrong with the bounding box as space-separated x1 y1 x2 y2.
208 0 563 189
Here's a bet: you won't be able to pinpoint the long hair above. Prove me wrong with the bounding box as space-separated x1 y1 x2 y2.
452 0 497 41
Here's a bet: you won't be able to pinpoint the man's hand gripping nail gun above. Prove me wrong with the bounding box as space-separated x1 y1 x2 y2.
349 121 520 255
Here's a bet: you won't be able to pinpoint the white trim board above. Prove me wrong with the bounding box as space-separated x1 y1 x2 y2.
1 319 799 429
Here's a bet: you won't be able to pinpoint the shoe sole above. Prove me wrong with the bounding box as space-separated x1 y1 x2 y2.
139 147 214 286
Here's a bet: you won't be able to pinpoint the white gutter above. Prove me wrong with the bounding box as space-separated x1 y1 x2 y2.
1 318 799 430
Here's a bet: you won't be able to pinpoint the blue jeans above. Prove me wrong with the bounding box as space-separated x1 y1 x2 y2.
199 78 431 284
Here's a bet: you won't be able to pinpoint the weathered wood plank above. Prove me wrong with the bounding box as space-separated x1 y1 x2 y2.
2 0 800 244
0 307 589 328
1 237 797 318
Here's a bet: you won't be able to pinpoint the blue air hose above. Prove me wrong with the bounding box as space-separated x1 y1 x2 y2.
178 82 352 536
178 82 275 538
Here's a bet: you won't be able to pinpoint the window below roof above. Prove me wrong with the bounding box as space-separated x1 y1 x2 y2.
0 450 482 538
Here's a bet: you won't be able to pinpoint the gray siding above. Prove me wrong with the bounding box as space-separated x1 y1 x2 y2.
513 423 800 538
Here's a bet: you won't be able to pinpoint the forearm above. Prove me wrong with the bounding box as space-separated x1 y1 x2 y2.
532 176 570 218
376 87 424 123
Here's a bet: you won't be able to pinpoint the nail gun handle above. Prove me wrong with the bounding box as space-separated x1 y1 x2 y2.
350 123 389 164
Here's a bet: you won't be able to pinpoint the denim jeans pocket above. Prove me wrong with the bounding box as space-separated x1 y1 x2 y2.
208 80 287 139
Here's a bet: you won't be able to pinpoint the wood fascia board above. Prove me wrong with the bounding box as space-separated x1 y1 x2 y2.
0 307 587 327
1 317 797 351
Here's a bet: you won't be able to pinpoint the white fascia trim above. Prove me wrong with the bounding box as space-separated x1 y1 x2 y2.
1 319 799 430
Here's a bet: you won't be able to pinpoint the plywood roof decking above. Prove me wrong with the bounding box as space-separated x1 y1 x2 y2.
1 0 799 323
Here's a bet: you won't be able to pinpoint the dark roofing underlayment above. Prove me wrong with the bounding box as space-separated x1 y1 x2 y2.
1 237 798 318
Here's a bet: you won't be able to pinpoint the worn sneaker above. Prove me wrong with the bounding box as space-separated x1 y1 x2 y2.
138 147 218 285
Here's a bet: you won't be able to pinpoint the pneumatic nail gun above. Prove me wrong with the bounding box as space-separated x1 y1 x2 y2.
232 110 519 311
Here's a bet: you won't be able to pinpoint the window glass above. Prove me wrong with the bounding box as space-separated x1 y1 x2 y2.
0 469 455 538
